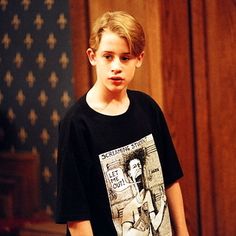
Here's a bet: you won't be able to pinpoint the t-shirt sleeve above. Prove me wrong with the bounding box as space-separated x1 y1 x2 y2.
130 91 183 187
55 116 91 224
155 106 183 187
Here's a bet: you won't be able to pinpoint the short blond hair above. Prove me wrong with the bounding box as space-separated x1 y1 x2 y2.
89 11 145 56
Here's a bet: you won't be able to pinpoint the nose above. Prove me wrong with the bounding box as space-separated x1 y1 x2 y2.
111 58 122 74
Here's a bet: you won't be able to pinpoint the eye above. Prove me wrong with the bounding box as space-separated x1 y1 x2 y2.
103 54 113 60
133 163 138 169
121 56 130 61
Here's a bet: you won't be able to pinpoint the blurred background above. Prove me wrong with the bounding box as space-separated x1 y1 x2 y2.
0 0 235 235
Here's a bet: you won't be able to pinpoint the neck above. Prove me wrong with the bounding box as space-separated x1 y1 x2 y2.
96 83 127 101
86 84 130 115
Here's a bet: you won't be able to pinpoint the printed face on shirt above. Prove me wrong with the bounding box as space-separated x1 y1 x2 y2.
128 158 142 181
87 30 144 94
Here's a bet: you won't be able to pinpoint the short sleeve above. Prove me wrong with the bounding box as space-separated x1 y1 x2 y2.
156 107 183 187
55 116 92 223
127 90 183 187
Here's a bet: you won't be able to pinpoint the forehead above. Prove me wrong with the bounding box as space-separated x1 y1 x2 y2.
97 30 130 53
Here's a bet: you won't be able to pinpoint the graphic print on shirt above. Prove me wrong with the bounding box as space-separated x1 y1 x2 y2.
99 134 172 236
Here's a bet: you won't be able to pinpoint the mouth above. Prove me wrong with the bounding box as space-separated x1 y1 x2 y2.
109 76 124 82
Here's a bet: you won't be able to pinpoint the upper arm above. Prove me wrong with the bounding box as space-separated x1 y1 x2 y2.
68 220 93 236
56 118 91 223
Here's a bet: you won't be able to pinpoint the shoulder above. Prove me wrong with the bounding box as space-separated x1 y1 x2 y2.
59 94 87 129
128 89 162 114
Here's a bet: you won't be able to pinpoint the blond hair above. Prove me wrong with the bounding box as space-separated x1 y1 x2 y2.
89 11 145 56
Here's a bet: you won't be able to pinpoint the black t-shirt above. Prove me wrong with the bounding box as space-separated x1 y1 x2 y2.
56 90 183 236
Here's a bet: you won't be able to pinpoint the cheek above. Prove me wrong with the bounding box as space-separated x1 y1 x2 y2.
127 66 136 78
96 63 107 74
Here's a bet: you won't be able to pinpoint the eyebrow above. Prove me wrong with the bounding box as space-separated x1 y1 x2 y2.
102 51 131 55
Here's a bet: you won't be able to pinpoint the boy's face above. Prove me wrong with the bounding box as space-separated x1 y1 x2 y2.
87 30 144 94
128 158 142 181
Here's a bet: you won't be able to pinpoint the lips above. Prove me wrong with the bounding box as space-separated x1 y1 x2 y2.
109 76 124 81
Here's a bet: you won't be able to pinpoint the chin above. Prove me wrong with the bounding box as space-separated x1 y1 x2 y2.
107 85 127 94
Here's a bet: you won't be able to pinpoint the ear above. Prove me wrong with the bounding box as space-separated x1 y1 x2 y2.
86 48 97 66
135 51 144 68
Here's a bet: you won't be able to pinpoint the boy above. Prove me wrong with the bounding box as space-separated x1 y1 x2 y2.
56 11 189 236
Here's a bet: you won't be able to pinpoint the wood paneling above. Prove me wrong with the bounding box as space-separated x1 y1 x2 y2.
205 0 236 234
190 0 216 234
69 0 92 98
159 1 198 235
192 0 236 235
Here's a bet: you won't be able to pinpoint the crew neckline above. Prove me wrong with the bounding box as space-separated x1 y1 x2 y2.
83 90 133 119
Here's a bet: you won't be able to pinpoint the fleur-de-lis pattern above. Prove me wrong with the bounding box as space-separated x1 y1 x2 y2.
0 0 74 215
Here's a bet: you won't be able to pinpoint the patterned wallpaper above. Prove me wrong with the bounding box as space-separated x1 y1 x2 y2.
0 0 74 216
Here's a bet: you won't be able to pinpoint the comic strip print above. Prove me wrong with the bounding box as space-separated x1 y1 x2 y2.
99 134 172 236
